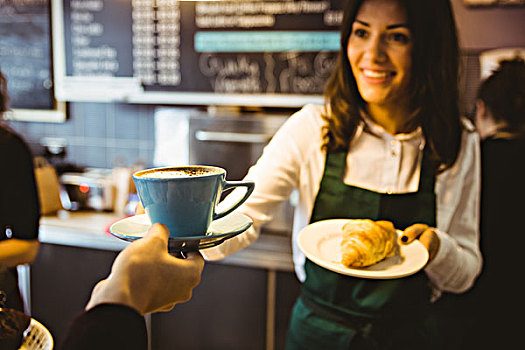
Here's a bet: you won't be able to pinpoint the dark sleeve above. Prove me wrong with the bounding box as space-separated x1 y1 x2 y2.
60 304 148 350
0 128 40 240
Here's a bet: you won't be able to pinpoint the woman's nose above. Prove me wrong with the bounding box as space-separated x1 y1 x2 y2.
364 35 387 62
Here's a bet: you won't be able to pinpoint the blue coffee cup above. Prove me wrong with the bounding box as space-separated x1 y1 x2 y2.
133 165 254 238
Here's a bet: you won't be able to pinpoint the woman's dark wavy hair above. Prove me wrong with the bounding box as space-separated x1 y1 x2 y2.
322 0 461 172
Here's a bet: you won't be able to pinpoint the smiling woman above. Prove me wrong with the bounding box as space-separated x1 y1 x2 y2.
199 0 482 349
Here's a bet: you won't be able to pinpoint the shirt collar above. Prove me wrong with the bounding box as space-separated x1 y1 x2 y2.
359 115 424 140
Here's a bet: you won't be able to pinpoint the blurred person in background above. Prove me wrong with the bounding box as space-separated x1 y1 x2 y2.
460 57 525 348
0 67 204 348
474 57 525 250
0 69 40 348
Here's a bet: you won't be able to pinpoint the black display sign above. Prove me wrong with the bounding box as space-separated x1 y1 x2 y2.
53 0 344 106
0 0 54 110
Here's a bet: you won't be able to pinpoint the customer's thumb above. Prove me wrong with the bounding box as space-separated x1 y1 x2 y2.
144 223 170 248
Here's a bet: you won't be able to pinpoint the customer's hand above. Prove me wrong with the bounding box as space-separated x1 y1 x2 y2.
135 201 145 215
86 223 204 315
401 224 440 263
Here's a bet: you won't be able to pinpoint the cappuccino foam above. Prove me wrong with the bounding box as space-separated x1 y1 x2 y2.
137 167 221 179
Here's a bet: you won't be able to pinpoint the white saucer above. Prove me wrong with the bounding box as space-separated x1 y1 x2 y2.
110 212 253 252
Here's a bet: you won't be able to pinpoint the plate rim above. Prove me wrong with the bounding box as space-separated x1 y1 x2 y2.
297 219 429 279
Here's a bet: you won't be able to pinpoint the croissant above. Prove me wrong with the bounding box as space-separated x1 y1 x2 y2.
340 219 397 267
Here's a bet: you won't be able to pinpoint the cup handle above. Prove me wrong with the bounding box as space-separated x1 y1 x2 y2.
213 180 255 220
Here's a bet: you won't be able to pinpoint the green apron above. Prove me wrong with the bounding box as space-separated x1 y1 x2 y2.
286 149 440 350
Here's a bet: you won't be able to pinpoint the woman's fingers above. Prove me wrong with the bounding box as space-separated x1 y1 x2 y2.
401 223 429 243
419 228 440 263
401 224 440 263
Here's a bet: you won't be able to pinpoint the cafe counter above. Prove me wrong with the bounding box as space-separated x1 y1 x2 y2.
31 211 300 350
38 211 295 271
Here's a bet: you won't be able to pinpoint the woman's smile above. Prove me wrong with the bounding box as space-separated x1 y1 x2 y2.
360 68 396 82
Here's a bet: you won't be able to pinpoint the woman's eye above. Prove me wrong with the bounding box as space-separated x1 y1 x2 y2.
388 32 410 44
353 28 368 39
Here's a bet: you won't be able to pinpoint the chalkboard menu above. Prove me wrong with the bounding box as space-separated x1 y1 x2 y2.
52 0 343 107
0 0 54 110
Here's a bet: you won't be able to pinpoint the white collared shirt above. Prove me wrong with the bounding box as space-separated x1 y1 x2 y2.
346 115 425 194
204 104 482 297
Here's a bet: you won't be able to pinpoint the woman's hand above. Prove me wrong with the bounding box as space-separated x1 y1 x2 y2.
401 224 440 263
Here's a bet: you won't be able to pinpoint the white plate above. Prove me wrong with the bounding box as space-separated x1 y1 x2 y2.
298 219 429 279
109 212 253 252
